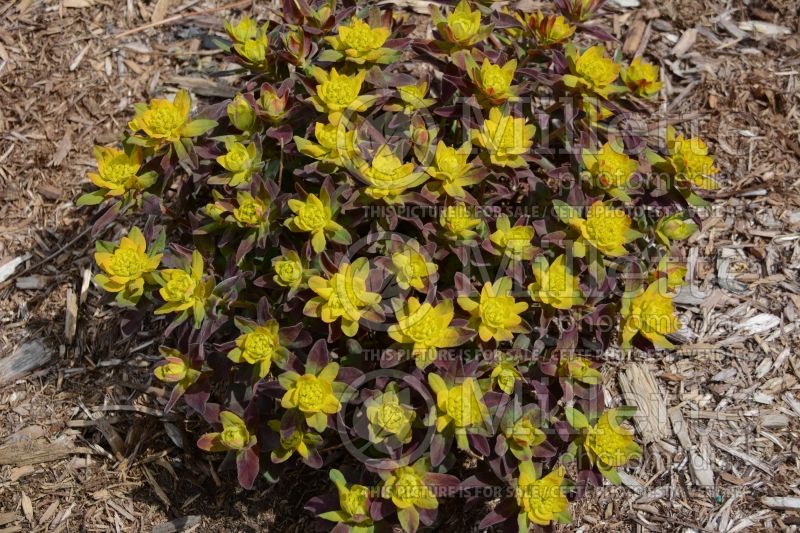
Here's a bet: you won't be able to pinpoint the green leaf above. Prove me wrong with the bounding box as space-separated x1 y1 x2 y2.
316 49 344 62
182 119 218 138
76 190 107 206
564 406 589 429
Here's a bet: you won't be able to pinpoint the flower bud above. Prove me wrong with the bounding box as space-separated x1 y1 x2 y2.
227 94 257 132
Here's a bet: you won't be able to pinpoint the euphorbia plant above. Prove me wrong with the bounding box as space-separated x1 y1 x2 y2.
82 0 722 530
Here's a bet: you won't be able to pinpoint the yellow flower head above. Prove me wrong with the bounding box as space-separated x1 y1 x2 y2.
388 298 465 369
232 191 268 227
523 12 575 46
227 94 257 133
228 320 289 378
564 45 621 98
224 17 258 43
584 409 641 468
621 282 681 348
155 250 210 323
428 374 489 433
382 459 438 511
390 241 438 291
666 128 720 190
129 90 190 143
655 213 698 246
568 201 638 257
234 33 269 68
88 146 153 197
471 107 535 168
582 141 638 200
359 145 428 205
153 348 200 386
425 141 482 198
471 59 518 105
280 362 342 431
515 463 570 527
295 121 359 168
442 0 483 47
439 203 481 241
490 356 524 394
502 412 546 451
305 258 381 337
490 215 536 261
392 81 436 114
528 254 585 310
325 18 392 64
272 250 308 289
197 411 256 452
285 192 344 253
458 277 529 343
268 419 323 463
217 141 259 187
364 383 416 444
622 58 662 98
309 67 374 121
322 470 373 526
558 356 602 385
94 227 161 301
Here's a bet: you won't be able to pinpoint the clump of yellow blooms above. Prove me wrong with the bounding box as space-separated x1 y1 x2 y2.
490 215 536 261
388 298 465 368
515 463 570 528
198 411 256 452
458 277 529 343
582 141 639 201
564 45 622 98
309 67 375 122
565 201 641 258
389 241 438 292
324 18 394 64
280 362 343 432
621 282 681 348
424 141 482 199
471 107 536 168
470 59 519 106
622 58 662 98
294 121 359 168
528 254 585 310
93 227 161 305
285 192 346 253
358 145 428 204
304 258 381 337
439 204 482 241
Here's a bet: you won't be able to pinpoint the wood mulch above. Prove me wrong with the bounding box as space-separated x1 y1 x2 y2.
0 0 799 531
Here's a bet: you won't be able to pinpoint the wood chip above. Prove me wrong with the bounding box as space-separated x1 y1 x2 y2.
151 515 202 533
618 363 671 443
0 255 31 284
64 288 78 344
0 441 73 466
0 340 53 386
49 129 72 167
672 28 697 57
761 497 800 510
151 0 173 23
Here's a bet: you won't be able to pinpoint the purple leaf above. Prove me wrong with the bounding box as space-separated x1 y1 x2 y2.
236 447 259 489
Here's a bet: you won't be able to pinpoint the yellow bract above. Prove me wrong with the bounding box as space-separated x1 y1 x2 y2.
388 297 464 369
285 193 344 253
280 362 342 431
471 59 518 105
390 242 437 291
515 463 570 527
490 357 523 394
233 192 268 227
227 94 257 133
359 145 428 204
528 254 585 310
523 12 575 46
309 67 374 122
622 58 662 98
217 141 259 187
564 45 621 98
325 18 392 64
439 203 481 241
268 419 322 463
198 411 255 452
444 0 483 46
490 215 536 261
154 250 209 318
558 356 602 385
567 201 638 257
428 374 489 432
458 277 529 343
272 250 306 289
582 142 638 200
365 384 415 444
89 146 150 197
584 409 641 468
425 141 481 198
666 129 720 190
305 258 381 337
382 463 437 510
503 413 546 450
471 107 535 168
129 90 191 143
224 17 258 43
228 320 285 378
621 282 681 349
234 34 269 68
94 227 161 300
